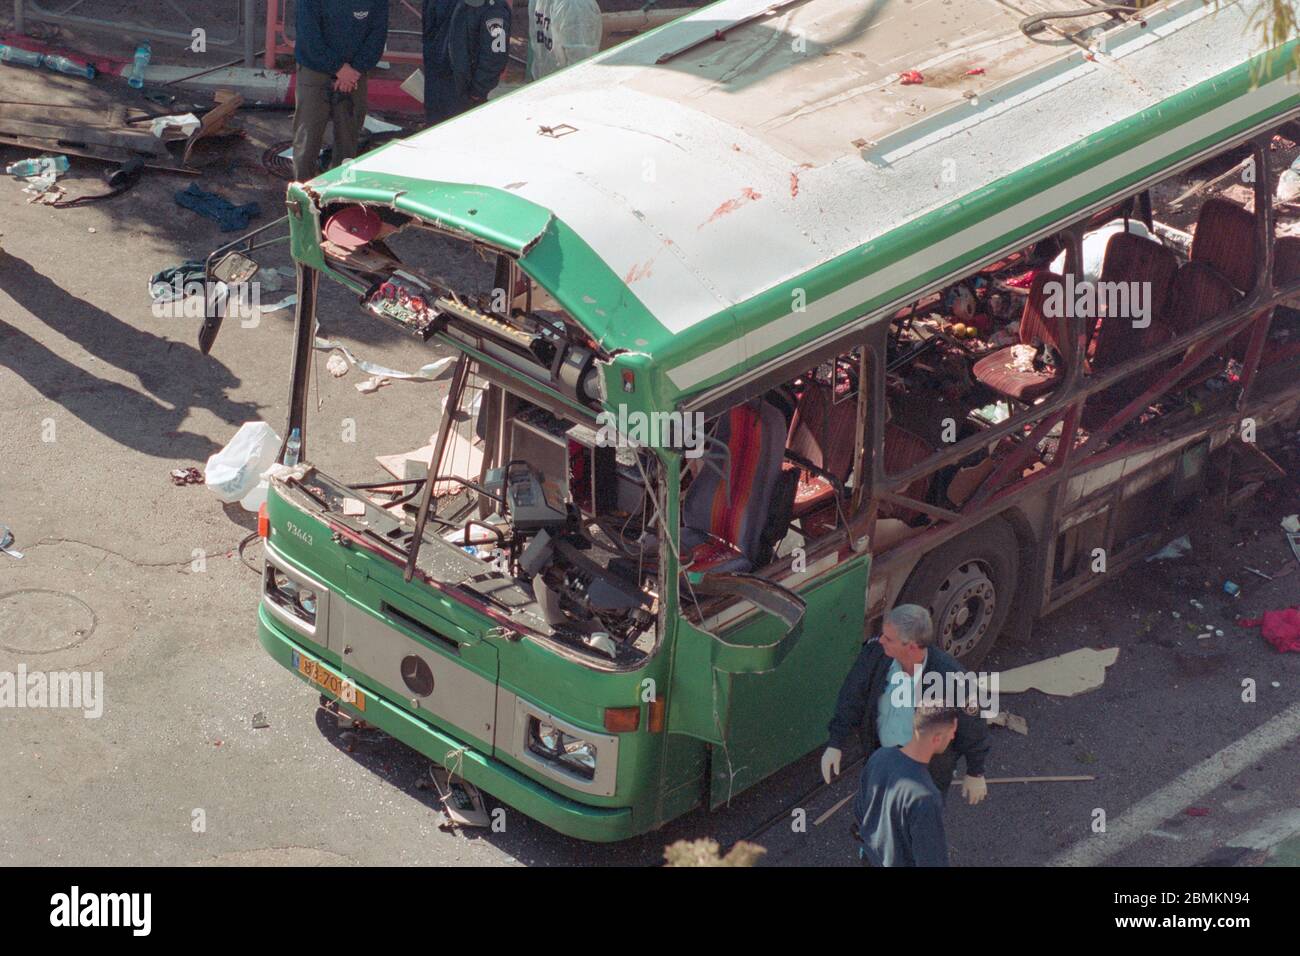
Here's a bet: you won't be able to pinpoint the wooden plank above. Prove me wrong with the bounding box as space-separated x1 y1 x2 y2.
0 132 195 173
0 118 168 156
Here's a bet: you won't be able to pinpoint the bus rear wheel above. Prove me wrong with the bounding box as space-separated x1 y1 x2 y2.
896 519 1019 668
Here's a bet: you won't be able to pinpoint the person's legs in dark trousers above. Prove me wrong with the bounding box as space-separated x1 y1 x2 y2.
329 74 368 167
423 70 467 127
292 66 334 181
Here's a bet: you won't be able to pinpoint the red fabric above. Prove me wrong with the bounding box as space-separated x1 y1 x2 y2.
1237 607 1300 653
708 404 761 544
687 535 746 571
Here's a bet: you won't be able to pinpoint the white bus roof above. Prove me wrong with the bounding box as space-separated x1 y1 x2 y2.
352 0 1295 370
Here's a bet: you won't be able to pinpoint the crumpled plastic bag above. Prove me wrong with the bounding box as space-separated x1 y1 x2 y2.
205 422 282 508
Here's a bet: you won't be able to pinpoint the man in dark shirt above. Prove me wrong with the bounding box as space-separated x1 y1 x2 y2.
823 604 990 804
293 0 390 181
421 0 512 126
853 704 958 867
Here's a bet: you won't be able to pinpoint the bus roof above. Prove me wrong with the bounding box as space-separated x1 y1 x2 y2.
326 0 1299 408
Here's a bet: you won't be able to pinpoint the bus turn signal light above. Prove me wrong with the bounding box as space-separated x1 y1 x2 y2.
603 706 640 733
648 697 666 733
258 502 269 539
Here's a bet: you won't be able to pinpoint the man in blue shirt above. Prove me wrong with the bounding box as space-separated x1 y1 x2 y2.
853 704 958 867
292 0 390 181
822 604 990 803
421 0 512 126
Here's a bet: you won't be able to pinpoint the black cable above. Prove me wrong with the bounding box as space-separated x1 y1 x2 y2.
237 531 263 575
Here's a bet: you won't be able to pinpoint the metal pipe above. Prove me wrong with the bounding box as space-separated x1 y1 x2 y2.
243 0 255 67
404 354 471 583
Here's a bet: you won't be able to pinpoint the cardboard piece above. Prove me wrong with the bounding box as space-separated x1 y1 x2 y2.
376 429 483 497
995 646 1120 697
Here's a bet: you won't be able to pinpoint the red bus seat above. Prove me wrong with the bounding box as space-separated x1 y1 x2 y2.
679 400 788 573
784 381 858 517
973 272 1067 402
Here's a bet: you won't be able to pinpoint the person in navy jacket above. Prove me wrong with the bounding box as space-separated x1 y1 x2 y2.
292 0 390 181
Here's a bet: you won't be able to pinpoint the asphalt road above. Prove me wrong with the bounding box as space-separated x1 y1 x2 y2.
2 69 1299 867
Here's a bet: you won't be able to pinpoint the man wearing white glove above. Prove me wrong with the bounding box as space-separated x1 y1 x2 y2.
822 604 990 807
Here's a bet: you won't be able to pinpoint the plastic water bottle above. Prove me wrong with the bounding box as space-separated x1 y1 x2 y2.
42 54 95 80
5 155 70 178
127 42 150 89
284 427 302 467
0 43 45 68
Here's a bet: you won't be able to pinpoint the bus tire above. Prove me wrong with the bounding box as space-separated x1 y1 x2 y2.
896 518 1019 668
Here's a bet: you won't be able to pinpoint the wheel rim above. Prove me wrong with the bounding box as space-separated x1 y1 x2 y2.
932 560 996 659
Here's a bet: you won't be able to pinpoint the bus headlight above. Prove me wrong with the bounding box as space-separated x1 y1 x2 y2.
267 566 318 624
527 717 597 781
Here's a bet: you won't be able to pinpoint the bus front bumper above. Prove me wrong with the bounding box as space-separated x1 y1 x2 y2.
258 607 639 843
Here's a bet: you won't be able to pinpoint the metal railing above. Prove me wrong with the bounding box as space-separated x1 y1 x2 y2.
13 0 259 66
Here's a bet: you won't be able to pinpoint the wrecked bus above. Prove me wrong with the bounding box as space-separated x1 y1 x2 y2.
200 0 1300 841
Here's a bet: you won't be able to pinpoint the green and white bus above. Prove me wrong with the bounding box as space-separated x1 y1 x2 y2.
203 0 1300 841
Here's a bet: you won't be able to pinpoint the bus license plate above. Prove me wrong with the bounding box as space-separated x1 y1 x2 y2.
292 650 366 711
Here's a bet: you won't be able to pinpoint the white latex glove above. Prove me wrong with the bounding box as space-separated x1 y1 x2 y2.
821 747 842 785
961 774 988 805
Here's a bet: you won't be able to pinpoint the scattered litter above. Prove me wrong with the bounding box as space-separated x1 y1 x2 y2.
1237 607 1300 653
149 113 200 138
429 765 489 830
987 711 1029 735
1171 611 1181 619
1147 534 1192 562
325 353 350 378
259 294 297 314
313 336 455 383
899 70 924 85
25 181 64 204
996 646 1120 696
362 115 403 135
965 67 986 75
1244 567 1273 581
1223 580 1241 598
0 525 24 560
148 260 206 303
1184 807 1212 817
173 183 261 232
87 227 95 234
1272 681 1282 688
1283 515 1300 566
1190 598 1204 611
205 421 282 510
169 466 203 486
5 154 68 179
251 711 270 729
355 375 391 394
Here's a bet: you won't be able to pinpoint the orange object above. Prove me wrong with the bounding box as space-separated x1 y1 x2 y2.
648 697 666 733
604 706 641 733
258 501 270 539
899 70 924 85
